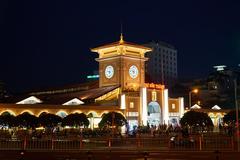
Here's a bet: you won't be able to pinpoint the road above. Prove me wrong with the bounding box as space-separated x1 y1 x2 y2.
1 150 240 160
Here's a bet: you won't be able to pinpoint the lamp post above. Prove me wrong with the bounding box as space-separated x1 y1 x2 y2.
234 79 239 151
189 89 198 108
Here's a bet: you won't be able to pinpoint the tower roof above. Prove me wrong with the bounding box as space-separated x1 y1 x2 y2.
91 34 152 52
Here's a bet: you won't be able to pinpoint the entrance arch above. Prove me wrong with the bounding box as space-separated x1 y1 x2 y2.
0 110 16 116
147 101 161 127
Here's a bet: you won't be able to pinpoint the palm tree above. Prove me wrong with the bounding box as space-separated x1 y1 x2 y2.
62 113 89 128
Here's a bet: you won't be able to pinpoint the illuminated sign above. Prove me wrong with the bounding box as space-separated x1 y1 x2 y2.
87 75 99 79
145 83 164 90
213 65 226 71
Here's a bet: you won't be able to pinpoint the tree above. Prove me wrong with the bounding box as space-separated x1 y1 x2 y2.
98 112 127 128
0 113 16 128
62 113 89 127
16 112 39 129
180 110 213 132
38 113 62 128
223 110 240 125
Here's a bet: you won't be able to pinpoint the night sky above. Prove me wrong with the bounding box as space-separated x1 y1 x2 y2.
0 0 240 92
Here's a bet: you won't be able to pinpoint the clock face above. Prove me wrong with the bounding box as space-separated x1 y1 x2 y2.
129 65 138 79
105 65 114 79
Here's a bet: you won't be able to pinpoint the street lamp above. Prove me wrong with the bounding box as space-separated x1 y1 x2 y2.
234 78 239 151
189 89 198 108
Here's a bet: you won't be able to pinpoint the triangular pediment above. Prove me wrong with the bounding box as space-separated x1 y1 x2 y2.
62 98 84 105
190 104 201 109
212 105 221 110
16 96 42 104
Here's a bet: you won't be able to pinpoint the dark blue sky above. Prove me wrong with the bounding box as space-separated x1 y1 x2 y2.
0 0 240 92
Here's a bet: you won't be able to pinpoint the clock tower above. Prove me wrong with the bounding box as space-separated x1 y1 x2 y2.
91 34 152 91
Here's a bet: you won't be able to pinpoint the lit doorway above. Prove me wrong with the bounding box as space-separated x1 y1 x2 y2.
147 101 161 127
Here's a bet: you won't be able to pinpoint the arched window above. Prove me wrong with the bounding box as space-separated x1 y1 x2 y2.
147 101 161 126
148 101 161 114
56 111 68 118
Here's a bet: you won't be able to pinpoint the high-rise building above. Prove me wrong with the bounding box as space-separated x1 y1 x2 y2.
145 41 178 87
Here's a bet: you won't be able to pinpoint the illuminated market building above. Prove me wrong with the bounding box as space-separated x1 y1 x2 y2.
0 35 185 129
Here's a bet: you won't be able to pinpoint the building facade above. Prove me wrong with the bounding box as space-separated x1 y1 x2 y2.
145 41 178 87
0 35 184 129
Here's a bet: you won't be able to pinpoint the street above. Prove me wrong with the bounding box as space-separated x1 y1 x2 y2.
1 150 240 160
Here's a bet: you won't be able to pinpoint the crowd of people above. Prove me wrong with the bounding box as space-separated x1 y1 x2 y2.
0 123 237 141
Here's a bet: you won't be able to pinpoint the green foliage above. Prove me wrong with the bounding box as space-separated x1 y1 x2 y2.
98 112 127 128
62 113 89 127
38 113 62 128
180 110 213 129
223 110 240 125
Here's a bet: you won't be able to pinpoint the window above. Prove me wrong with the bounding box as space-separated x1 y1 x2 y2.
152 91 157 101
128 112 138 117
130 102 134 108
172 104 176 109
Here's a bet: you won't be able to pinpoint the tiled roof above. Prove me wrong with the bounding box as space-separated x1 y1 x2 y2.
28 81 99 95
37 85 119 104
2 82 119 105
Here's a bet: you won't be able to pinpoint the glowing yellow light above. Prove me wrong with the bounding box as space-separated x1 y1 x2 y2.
121 94 126 109
193 89 198 93
0 110 16 116
141 87 147 126
163 89 169 124
20 110 34 115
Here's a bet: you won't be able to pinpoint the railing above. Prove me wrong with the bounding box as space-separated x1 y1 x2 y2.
202 135 234 151
0 136 238 151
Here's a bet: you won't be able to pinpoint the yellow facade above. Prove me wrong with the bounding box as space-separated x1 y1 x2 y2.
92 35 151 91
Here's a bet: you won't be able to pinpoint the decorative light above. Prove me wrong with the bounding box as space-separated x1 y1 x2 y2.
120 94 126 109
213 65 226 71
163 89 169 124
87 75 99 79
141 87 147 126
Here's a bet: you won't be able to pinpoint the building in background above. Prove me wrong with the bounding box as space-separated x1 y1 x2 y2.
145 41 178 88
172 64 240 109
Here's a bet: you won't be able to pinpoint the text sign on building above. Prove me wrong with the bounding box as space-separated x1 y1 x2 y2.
145 83 164 90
